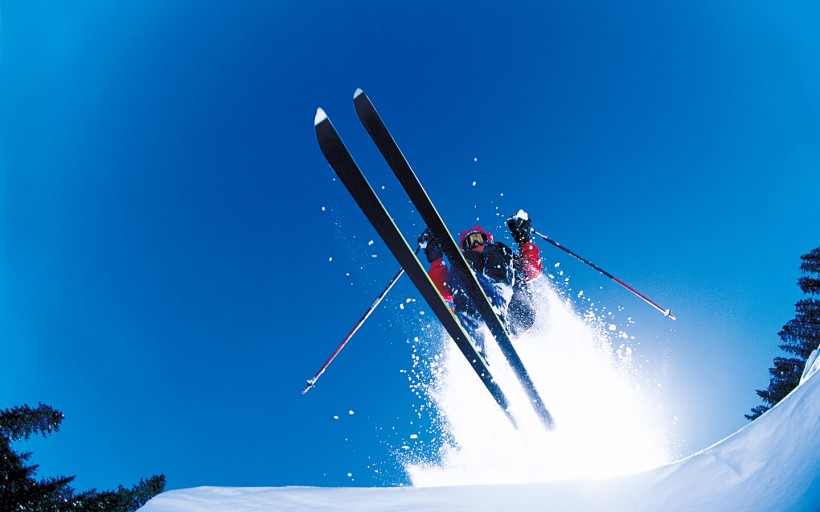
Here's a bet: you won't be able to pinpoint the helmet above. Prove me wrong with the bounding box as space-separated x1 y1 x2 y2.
459 226 493 250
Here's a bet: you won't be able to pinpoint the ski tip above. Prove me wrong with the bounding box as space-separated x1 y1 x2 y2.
353 88 364 99
314 108 328 126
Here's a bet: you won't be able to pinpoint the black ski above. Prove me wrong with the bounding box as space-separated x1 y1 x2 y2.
314 108 517 427
353 89 556 430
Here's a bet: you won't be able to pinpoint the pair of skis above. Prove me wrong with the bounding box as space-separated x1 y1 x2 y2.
315 90 554 430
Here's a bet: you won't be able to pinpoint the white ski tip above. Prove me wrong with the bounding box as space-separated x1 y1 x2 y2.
354 88 364 99
314 108 328 126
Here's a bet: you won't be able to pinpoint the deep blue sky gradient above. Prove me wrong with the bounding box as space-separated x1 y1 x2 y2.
2 0 819 491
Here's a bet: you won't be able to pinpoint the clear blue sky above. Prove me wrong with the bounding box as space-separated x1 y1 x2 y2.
1 0 818 492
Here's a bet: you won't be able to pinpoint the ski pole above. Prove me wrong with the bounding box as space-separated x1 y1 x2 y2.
532 229 676 320
302 247 421 394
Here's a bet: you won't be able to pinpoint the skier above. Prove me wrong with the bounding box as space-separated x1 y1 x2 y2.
418 210 543 348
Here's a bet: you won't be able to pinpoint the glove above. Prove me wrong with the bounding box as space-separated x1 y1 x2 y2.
418 228 443 263
507 211 533 244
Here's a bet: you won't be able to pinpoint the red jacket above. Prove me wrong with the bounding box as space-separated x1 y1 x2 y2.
429 257 454 302
517 241 543 281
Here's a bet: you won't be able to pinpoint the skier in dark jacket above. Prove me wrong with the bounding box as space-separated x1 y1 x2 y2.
418 210 542 349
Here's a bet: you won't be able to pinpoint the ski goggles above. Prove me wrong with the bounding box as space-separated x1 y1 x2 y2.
462 232 488 250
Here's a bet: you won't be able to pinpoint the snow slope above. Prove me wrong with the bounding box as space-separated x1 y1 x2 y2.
141 351 820 511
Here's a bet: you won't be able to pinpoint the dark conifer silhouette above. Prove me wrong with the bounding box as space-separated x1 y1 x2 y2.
747 248 820 420
0 403 165 511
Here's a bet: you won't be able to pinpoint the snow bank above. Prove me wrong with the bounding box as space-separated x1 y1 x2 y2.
800 344 820 384
140 362 820 511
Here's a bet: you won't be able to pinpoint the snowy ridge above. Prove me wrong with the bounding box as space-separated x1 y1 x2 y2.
140 365 820 511
801 344 819 384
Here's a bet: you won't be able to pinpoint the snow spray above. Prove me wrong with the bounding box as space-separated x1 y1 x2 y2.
405 278 673 486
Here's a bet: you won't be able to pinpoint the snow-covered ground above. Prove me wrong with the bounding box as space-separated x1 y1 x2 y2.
140 288 820 511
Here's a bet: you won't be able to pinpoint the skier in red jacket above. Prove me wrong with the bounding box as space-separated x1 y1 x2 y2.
418 210 543 348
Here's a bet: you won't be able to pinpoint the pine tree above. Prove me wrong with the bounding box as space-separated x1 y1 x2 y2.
0 403 165 511
746 247 820 420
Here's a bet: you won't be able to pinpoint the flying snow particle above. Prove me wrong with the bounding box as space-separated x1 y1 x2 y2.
472 181 477 186
409 434 418 439
321 206 326 212
473 157 478 162
333 415 339 420
348 410 355 415
609 324 617 331
328 257 333 262
368 240 374 245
